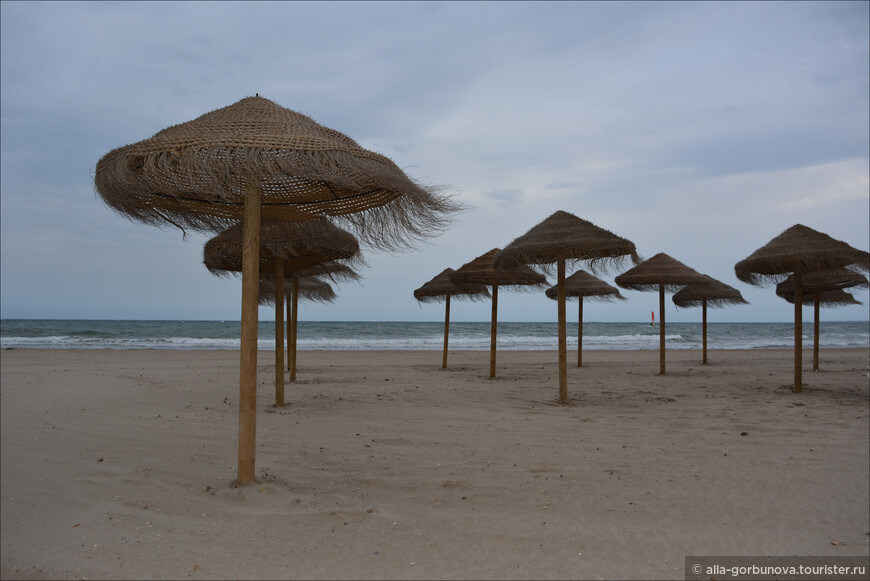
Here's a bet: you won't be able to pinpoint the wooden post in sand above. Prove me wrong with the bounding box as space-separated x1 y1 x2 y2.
274 260 284 407
577 297 584 367
658 284 666 375
702 298 708 365
442 294 451 369
290 274 299 382
490 284 498 379
813 290 820 372
557 259 568 403
238 182 261 484
793 272 803 393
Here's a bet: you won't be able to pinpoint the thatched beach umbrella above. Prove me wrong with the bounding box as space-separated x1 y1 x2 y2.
95 95 460 483
775 269 868 371
414 268 490 369
450 249 547 378
734 224 870 393
205 219 361 400
615 253 708 375
672 276 748 364
544 270 626 368
495 211 639 402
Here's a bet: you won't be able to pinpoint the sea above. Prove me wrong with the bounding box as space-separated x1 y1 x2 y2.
1 319 868 351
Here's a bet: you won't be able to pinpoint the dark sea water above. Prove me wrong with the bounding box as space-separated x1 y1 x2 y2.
1 319 868 351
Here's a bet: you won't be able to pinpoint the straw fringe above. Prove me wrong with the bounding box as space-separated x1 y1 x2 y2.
261 262 361 286
259 276 337 307
777 287 862 307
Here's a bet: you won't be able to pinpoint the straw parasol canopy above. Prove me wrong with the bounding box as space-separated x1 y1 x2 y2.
544 270 626 369
494 211 640 273
615 253 708 375
414 268 490 369
672 276 747 309
734 224 870 286
544 270 625 302
494 211 638 401
414 268 491 303
775 269 868 372
203 218 362 277
95 95 462 249
94 95 461 483
451 249 548 288
614 253 708 292
734 224 870 393
451 249 547 378
672 275 748 364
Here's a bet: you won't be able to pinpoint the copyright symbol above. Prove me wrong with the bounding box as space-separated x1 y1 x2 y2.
692 564 702 575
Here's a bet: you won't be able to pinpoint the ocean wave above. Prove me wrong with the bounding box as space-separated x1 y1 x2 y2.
1 320 866 351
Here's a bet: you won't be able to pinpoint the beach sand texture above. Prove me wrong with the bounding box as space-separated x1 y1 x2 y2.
1 348 868 580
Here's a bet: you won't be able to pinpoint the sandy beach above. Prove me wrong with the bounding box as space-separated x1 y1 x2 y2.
1 347 868 580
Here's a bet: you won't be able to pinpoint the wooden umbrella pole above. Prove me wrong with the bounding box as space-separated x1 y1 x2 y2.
238 181 261 484
274 260 285 407
813 290 820 372
286 285 291 371
659 284 666 375
442 294 451 369
702 298 708 365
578 297 583 368
557 259 568 403
290 273 299 382
794 272 803 393
490 284 498 379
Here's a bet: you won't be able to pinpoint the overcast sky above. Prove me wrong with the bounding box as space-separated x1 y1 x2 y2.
2 1 868 323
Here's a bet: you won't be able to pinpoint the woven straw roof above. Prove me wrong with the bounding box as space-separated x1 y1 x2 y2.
494 211 640 273
614 253 708 292
672 275 748 309
94 95 462 249
203 218 361 276
450 248 547 289
773 269 869 295
734 224 870 286
544 270 625 302
259 276 337 307
777 287 862 307
413 268 491 303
